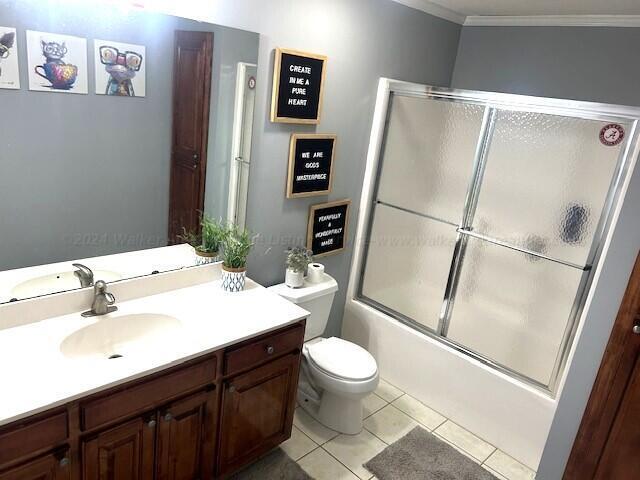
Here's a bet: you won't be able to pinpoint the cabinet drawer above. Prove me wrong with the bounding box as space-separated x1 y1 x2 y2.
0 411 68 466
224 324 304 376
81 355 217 431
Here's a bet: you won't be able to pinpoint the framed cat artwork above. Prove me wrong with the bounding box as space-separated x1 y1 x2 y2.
0 26 20 89
94 39 146 97
26 30 88 94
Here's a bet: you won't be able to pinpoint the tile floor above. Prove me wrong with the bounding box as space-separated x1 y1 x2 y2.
280 379 537 480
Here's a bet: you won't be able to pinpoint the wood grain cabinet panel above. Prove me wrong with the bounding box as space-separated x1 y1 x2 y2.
0 452 70 480
217 352 301 477
156 389 217 480
81 416 155 480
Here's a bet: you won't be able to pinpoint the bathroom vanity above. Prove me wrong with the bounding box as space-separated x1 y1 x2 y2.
0 268 308 479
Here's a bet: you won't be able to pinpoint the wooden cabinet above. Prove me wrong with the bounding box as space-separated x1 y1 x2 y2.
217 353 300 477
82 416 155 480
156 389 217 480
0 451 70 480
0 321 304 480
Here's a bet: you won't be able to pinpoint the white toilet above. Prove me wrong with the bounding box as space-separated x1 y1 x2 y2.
269 273 379 435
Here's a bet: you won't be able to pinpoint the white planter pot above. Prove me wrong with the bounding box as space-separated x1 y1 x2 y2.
221 266 246 292
285 268 304 288
195 249 218 265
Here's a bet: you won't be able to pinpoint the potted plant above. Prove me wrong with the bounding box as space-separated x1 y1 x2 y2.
285 246 313 288
180 215 225 265
220 223 254 292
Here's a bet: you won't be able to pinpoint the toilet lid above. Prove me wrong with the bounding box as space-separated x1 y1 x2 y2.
307 337 377 381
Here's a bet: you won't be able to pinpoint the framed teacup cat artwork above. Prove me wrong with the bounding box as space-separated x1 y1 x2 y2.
94 39 146 97
26 30 88 94
0 26 20 89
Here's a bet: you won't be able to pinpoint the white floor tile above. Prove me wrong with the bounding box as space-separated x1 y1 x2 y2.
363 404 418 444
298 448 360 480
280 425 318 461
434 420 495 462
293 407 339 445
363 393 387 419
484 449 536 480
375 379 404 402
392 394 447 431
324 429 387 480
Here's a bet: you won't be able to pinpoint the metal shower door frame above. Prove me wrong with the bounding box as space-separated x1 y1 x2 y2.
353 78 640 395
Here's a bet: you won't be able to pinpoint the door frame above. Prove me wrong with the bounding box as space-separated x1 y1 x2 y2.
168 30 213 243
563 251 640 479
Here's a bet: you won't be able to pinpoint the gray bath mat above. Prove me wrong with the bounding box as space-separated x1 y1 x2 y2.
365 426 498 480
229 448 313 480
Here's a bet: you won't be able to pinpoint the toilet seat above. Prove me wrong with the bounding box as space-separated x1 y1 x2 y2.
305 337 378 381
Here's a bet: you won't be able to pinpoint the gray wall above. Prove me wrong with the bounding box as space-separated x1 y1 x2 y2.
198 0 462 337
0 0 257 270
451 26 640 478
452 26 640 105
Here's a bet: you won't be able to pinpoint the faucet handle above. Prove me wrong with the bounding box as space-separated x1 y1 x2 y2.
95 280 116 305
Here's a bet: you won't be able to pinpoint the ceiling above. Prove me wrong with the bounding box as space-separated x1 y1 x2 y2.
392 0 640 25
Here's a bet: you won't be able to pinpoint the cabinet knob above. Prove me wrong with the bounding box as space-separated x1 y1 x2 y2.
147 419 157 428
164 412 173 422
633 324 640 335
228 385 236 393
266 345 275 355
59 457 70 467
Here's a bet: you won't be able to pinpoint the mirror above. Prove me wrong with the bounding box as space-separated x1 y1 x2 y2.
0 0 259 303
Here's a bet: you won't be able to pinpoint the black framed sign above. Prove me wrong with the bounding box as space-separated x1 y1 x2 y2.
307 200 351 257
287 134 337 198
271 48 327 124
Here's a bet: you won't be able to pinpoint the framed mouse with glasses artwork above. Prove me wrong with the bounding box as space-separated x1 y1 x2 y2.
94 39 145 97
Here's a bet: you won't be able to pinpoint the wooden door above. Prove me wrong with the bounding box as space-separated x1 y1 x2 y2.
217 353 300 477
565 252 640 479
168 30 213 243
81 416 156 480
0 452 69 480
155 389 217 480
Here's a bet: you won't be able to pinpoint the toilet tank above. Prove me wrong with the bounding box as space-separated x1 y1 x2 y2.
268 274 338 341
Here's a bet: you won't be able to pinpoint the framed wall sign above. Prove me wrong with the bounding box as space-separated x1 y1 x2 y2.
271 48 327 124
307 199 351 257
287 134 337 198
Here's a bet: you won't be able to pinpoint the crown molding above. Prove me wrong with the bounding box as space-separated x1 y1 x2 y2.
464 15 640 28
391 0 466 25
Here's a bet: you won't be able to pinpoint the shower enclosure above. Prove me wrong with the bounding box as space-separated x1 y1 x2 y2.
355 81 638 393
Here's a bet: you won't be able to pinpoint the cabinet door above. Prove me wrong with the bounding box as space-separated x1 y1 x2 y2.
218 353 300 477
156 389 217 480
0 451 70 480
82 416 156 480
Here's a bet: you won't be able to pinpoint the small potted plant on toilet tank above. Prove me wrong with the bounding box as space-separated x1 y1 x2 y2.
285 246 313 288
220 224 254 292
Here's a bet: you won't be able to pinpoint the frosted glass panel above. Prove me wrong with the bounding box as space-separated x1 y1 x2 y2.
473 110 626 266
361 203 456 331
377 95 485 223
446 237 584 385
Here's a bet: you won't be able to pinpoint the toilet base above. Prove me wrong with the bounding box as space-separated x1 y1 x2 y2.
298 387 364 435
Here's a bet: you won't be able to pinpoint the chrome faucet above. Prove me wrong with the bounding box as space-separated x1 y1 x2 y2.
81 280 117 317
72 263 94 288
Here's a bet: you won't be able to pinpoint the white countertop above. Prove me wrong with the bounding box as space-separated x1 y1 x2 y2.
0 277 308 427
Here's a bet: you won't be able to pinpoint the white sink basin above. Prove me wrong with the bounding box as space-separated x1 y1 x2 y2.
10 270 122 300
60 313 182 360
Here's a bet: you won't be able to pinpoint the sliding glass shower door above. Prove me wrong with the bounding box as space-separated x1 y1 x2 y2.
358 87 635 391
